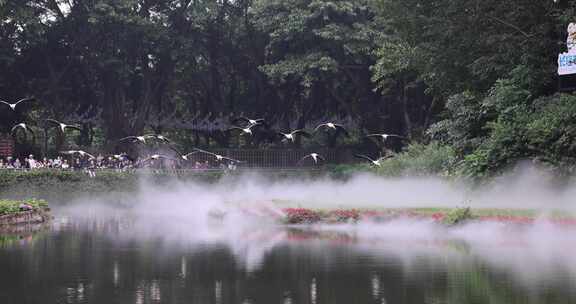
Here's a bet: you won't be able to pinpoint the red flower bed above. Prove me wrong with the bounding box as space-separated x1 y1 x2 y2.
358 210 427 222
327 209 360 223
552 218 576 225
283 208 321 224
281 208 576 226
477 215 576 226
478 215 534 224
431 212 445 221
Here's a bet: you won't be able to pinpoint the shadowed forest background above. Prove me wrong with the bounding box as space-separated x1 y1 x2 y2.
1 0 576 178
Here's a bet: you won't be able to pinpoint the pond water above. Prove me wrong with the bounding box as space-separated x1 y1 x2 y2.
1 208 576 304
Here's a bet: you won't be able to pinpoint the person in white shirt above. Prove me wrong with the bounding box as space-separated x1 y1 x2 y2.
27 154 37 169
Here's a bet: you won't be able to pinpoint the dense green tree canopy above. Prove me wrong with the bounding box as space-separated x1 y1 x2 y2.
0 0 575 175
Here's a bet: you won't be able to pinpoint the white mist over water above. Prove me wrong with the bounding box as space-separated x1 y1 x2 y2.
60 163 576 221
53 166 576 278
162 165 576 210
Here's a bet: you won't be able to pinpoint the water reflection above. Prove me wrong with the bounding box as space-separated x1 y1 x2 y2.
1 216 576 303
310 277 317 304
0 223 49 248
179 256 186 280
113 260 119 287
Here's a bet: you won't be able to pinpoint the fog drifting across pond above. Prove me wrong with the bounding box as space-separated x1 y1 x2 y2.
60 162 576 219
51 164 576 288
161 163 576 210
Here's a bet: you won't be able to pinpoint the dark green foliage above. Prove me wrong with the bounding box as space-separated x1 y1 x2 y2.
1 0 576 178
372 1 576 179
374 0 562 98
0 0 433 154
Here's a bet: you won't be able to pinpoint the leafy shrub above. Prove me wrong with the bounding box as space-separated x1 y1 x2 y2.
0 202 19 215
442 207 474 226
458 93 576 178
327 142 458 178
371 142 458 177
428 91 493 153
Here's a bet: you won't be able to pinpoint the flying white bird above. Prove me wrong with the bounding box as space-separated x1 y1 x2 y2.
11 123 34 136
234 117 264 127
354 154 389 167
118 135 148 144
192 148 241 163
111 153 127 160
366 133 404 141
141 154 177 163
314 122 349 136
169 146 198 161
46 119 82 133
119 134 169 144
278 129 311 142
146 134 171 143
0 97 34 111
60 150 95 159
228 123 260 136
299 153 325 165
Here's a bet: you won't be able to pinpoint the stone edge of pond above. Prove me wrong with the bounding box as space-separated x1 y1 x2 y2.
0 208 52 227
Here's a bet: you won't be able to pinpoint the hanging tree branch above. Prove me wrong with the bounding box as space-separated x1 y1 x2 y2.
485 15 533 38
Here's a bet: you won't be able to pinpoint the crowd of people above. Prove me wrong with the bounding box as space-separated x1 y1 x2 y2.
0 154 234 172
0 154 133 170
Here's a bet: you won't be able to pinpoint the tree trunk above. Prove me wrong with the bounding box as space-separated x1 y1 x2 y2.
400 76 413 140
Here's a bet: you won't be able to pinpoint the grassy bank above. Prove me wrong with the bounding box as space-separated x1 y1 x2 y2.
0 170 139 202
0 169 329 202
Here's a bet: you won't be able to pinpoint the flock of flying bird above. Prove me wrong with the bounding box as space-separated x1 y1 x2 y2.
4 98 83 135
2 97 404 167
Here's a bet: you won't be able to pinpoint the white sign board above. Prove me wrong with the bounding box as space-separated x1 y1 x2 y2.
558 53 576 75
558 23 576 75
